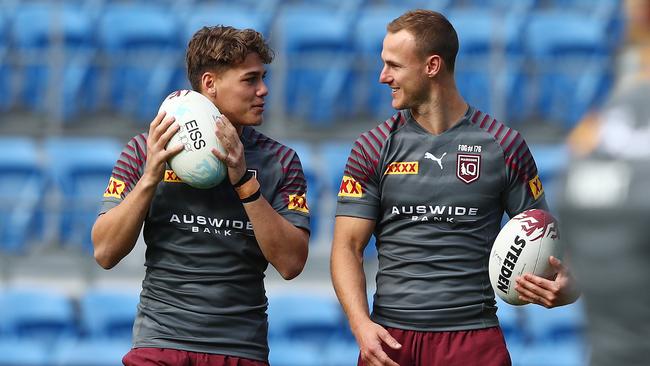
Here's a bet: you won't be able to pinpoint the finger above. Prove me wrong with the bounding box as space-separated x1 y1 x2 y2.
150 110 166 128
155 115 176 140
378 330 401 350
159 122 180 147
520 273 556 292
549 256 566 272
164 143 185 160
211 147 229 163
515 279 552 307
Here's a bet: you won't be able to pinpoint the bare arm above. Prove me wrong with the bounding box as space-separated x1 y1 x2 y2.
242 198 309 280
212 116 308 280
331 216 400 366
91 112 182 269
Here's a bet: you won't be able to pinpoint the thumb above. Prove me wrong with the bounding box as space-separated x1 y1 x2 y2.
379 329 402 350
549 256 565 271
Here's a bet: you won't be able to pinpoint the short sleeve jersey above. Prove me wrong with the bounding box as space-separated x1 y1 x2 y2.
336 107 547 331
100 127 310 362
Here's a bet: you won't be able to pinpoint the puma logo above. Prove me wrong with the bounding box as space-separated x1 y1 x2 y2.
424 152 446 169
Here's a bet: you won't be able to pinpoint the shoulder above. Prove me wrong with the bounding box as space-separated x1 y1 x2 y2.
242 127 299 171
353 110 409 154
466 108 528 159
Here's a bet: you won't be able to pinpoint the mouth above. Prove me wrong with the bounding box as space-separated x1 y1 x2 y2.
252 103 265 112
390 87 399 95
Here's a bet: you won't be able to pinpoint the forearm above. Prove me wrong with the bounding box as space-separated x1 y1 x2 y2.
242 197 309 280
91 177 158 269
331 240 372 333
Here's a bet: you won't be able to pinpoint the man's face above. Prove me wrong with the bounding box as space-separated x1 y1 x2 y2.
213 52 268 126
379 30 429 111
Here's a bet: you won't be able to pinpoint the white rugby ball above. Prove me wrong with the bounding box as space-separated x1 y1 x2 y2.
489 209 561 305
158 90 227 189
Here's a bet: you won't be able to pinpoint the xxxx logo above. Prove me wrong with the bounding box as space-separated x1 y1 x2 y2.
384 162 419 175
103 177 126 198
164 169 183 183
288 194 309 213
528 174 544 200
338 175 363 197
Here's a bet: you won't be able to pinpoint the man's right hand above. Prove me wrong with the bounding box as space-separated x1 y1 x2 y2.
355 320 402 366
143 111 183 185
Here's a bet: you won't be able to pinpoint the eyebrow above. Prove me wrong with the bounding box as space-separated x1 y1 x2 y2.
241 70 266 78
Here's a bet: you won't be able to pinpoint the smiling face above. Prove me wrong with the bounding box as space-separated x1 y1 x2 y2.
211 52 268 126
379 30 430 111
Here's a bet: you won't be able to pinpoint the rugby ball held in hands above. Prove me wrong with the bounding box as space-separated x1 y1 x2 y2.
489 209 561 305
159 90 227 189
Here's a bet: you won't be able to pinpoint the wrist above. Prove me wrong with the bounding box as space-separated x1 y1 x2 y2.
234 175 261 203
232 169 254 188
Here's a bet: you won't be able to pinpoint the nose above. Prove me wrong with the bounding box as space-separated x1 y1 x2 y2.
379 64 391 84
257 80 269 97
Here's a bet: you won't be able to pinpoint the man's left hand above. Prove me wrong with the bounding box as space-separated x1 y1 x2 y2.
515 256 580 308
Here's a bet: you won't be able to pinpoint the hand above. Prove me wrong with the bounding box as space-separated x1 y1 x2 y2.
142 111 183 185
515 256 581 308
354 320 401 366
211 115 246 184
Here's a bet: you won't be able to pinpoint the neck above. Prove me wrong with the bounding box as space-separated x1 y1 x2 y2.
411 79 468 135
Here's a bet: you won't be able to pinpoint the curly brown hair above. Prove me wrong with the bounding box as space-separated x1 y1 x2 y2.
186 25 274 91
388 10 458 73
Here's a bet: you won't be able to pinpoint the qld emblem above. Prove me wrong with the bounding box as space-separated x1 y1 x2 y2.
456 154 480 184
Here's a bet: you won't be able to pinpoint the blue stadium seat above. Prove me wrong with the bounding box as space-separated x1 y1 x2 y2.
98 3 181 122
282 140 321 240
323 340 360 366
10 2 96 122
51 339 131 366
79 288 139 340
319 140 353 200
449 10 526 117
0 287 76 343
495 297 526 346
453 0 537 14
44 137 122 252
0 13 9 112
0 137 46 253
275 4 356 125
184 3 272 37
0 338 49 366
353 5 411 119
378 0 451 9
267 293 344 343
529 143 569 211
524 11 615 128
268 339 322 366
523 300 587 345
518 343 587 366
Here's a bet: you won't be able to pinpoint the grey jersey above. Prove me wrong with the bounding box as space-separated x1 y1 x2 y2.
100 127 310 361
336 107 547 331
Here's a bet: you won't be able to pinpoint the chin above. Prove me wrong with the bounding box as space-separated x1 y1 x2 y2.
240 116 264 126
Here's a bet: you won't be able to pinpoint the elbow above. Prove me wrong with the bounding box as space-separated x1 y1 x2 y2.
279 262 305 280
91 225 117 270
281 261 305 280
279 244 308 280
93 244 117 270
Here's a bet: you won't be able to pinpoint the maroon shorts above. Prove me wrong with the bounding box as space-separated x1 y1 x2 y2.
122 348 268 366
358 326 511 366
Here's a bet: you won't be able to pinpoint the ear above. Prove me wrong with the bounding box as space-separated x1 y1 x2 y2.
425 55 442 78
200 71 218 97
